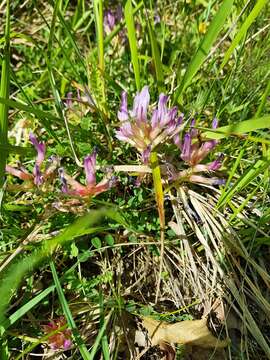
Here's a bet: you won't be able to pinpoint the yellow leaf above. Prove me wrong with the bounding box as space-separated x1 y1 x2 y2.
142 317 229 348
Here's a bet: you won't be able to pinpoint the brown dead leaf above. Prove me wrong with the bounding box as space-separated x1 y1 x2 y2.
142 317 229 348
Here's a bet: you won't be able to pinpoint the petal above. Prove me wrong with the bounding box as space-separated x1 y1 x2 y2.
65 92 73 108
6 165 32 181
156 93 168 124
160 106 177 128
181 133 191 162
104 10 115 31
151 109 159 128
131 86 150 122
63 339 72 350
174 134 182 150
212 117 218 129
165 108 179 134
118 91 129 121
189 140 217 165
29 133 46 166
59 168 68 193
60 170 86 196
208 153 224 171
33 164 43 186
84 151 97 186
190 118 198 138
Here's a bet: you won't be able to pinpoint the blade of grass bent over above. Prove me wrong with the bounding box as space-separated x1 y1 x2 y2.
0 0 10 190
174 0 233 102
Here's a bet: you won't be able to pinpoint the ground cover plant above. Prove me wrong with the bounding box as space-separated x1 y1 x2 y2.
0 0 270 359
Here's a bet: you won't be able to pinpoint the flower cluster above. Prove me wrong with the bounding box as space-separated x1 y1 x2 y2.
116 86 184 163
116 86 224 185
172 118 224 185
59 149 116 198
6 133 59 189
42 317 72 351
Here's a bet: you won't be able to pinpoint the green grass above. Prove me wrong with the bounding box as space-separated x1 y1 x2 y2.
0 0 270 358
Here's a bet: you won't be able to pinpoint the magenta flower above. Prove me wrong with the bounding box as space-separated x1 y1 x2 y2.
42 317 72 351
6 133 58 188
59 150 116 197
116 86 184 163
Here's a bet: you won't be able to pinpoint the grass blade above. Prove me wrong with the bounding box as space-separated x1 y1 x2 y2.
146 14 164 91
174 0 233 102
89 309 113 360
255 78 270 117
50 261 91 360
202 115 270 140
0 0 10 189
93 0 104 73
125 0 141 90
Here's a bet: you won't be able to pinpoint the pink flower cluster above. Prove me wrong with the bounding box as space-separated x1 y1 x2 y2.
42 317 72 351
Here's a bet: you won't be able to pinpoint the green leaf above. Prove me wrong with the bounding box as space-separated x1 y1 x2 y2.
125 0 141 90
70 242 79 257
174 0 234 102
221 0 268 69
91 237 102 249
105 234 114 246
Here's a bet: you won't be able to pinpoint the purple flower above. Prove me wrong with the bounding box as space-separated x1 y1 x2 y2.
116 86 184 163
60 150 115 197
175 118 220 166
